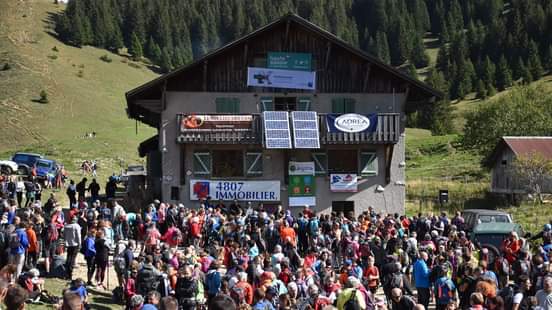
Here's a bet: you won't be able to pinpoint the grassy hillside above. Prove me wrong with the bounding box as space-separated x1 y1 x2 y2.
0 0 157 180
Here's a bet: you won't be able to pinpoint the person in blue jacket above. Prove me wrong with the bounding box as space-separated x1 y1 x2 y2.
83 229 96 285
205 262 222 301
9 219 29 280
413 250 431 310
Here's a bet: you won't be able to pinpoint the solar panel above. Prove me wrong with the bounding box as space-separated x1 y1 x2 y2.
263 111 292 149
291 111 320 149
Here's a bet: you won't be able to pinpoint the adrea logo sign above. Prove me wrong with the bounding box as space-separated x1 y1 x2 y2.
334 114 370 133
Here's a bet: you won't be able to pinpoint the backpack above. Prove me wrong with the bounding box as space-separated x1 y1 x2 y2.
388 273 403 290
112 286 124 304
344 289 361 310
230 284 246 304
47 223 59 242
137 266 159 295
8 231 20 249
499 284 519 309
177 279 197 299
172 228 183 243
113 254 126 274
86 208 96 223
436 279 454 304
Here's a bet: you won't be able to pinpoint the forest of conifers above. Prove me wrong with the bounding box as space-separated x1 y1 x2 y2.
55 0 552 101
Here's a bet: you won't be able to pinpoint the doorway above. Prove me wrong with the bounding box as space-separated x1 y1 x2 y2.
332 201 354 218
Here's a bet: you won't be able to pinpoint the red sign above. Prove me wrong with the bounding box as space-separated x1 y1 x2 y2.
180 115 253 132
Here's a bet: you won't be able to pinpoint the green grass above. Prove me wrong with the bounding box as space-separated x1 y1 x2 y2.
29 278 121 310
0 0 157 192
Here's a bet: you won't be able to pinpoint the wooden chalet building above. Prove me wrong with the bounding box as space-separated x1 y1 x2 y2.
126 14 441 215
486 136 552 201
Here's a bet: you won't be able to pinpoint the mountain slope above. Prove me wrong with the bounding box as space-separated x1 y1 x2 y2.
0 0 157 172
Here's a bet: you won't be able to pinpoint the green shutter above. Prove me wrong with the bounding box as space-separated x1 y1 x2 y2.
332 98 344 113
216 98 240 113
312 152 327 175
298 97 311 111
344 98 356 113
245 152 263 176
193 152 211 175
260 97 274 112
360 152 378 176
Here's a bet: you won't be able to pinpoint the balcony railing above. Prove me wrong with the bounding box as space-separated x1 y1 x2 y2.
176 113 401 145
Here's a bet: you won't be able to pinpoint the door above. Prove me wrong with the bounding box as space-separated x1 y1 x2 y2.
332 201 354 218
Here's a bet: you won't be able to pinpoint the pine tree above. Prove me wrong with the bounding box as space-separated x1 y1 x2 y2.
495 55 513 90
146 37 162 63
544 45 552 72
481 56 496 87
475 79 487 99
160 47 173 73
513 57 527 80
375 31 390 64
129 32 143 60
436 45 451 75
522 65 534 84
486 83 496 97
411 34 430 68
527 40 543 79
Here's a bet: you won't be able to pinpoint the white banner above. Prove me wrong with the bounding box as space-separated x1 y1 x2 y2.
247 67 316 90
289 196 316 207
288 161 315 176
190 180 280 201
330 174 358 192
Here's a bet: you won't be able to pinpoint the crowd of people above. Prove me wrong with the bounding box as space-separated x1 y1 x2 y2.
1 176 552 310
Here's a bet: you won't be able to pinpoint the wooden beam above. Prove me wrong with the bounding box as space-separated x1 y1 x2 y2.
243 43 249 65
384 144 394 184
324 42 332 70
284 20 291 48
202 61 208 91
362 63 372 92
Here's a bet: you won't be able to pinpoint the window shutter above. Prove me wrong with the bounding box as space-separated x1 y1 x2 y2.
245 152 263 176
331 98 344 113
192 152 211 175
312 152 327 175
344 98 356 113
216 98 226 113
360 152 378 176
260 97 274 112
216 98 240 113
231 98 240 113
297 97 311 111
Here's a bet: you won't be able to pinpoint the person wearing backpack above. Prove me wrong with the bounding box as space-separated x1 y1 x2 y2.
337 277 366 310
176 266 199 309
390 287 417 310
136 255 161 296
64 216 82 280
434 266 457 310
205 262 222 301
232 272 253 306
82 229 96 285
9 220 29 280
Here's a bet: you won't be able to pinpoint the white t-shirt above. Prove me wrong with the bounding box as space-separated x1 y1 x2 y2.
536 289 552 309
513 292 523 304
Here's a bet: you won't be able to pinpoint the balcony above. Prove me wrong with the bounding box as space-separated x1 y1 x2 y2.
175 113 400 145
319 113 400 144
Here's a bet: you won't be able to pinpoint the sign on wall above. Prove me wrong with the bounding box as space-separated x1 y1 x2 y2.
288 161 315 176
247 67 316 90
330 174 358 192
326 113 378 133
289 161 316 206
190 180 280 201
267 52 312 71
180 115 252 132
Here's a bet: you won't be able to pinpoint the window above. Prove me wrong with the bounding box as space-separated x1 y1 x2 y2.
260 97 274 112
501 159 507 166
297 97 311 111
192 152 211 175
360 152 378 176
311 152 327 175
245 152 263 176
274 97 297 111
212 150 243 177
331 98 355 113
327 150 358 173
216 98 240 113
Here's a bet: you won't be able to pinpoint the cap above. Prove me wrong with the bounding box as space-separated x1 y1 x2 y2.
130 295 144 307
266 286 278 296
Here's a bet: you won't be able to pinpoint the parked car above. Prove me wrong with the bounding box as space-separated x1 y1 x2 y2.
470 222 524 265
0 160 18 175
11 152 43 176
35 158 57 181
461 209 513 232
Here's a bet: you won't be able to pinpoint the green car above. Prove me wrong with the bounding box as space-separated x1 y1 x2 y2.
470 222 524 264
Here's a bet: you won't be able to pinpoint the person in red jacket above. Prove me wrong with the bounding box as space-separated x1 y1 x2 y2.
501 231 522 264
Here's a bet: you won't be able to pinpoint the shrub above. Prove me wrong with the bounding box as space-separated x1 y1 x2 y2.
48 55 58 60
128 62 141 69
100 54 112 63
52 46 59 52
1 63 10 71
39 90 49 103
77 70 84 78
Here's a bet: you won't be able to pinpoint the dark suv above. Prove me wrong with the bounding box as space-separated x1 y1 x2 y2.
461 209 513 232
11 152 43 175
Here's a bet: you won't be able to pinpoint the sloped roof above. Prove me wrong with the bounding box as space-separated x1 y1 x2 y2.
486 137 552 167
126 13 443 126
